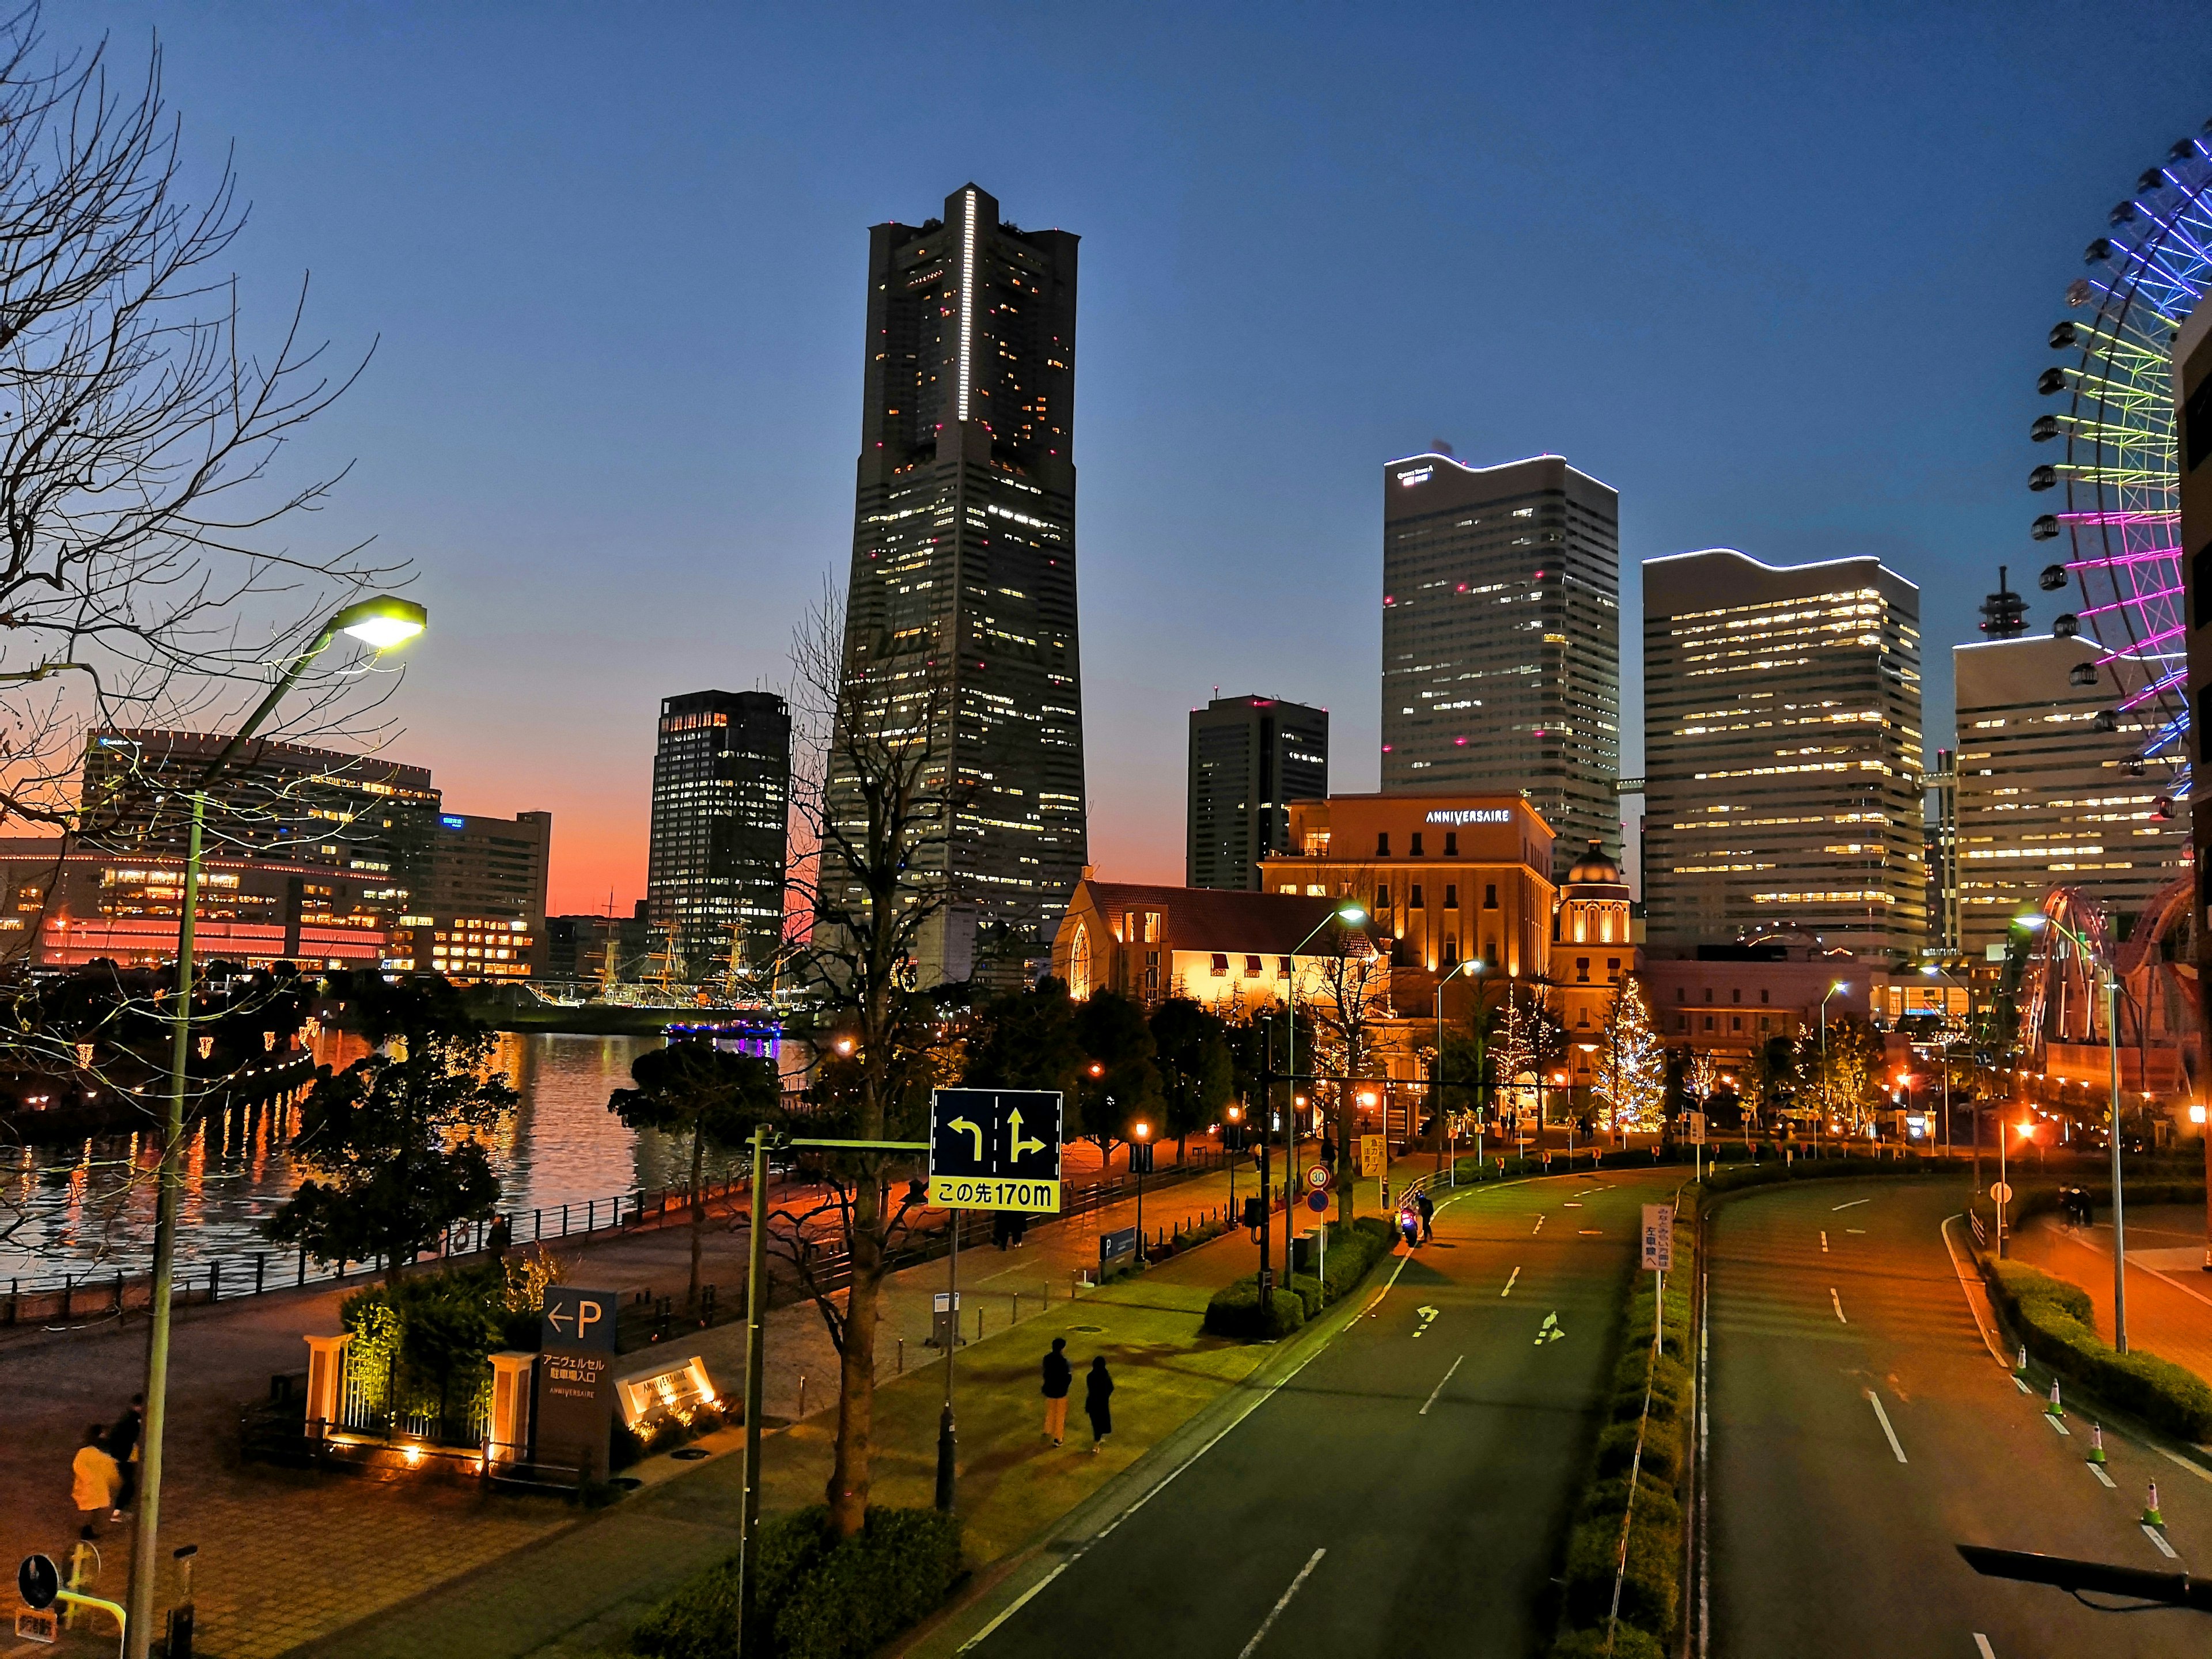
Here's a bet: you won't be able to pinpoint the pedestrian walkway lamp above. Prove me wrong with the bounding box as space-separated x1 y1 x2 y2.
1818 981 1847 1147
1284 904 1366 1214
1433 956 1482 1187
1132 1122 1150 1261
2016 911 2128 1351
126 596 427 1658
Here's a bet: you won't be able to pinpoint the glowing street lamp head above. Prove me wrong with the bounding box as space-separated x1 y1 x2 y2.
1336 906 1367 925
2013 913 2048 931
1135 1122 1151 1141
1225 1104 1240 1122
333 595 428 650
1088 1063 1103 1078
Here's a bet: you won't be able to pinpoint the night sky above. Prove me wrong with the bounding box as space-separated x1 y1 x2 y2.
69 2 2212 910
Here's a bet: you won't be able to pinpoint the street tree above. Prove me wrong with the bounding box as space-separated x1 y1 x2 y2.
1073 988 1163 1157
1744 1033 1798 1128
1149 996 1234 1156
608 1037 781 1308
1593 974 1664 1136
264 978 518 1287
1306 921 1388 1224
963 975 1086 1097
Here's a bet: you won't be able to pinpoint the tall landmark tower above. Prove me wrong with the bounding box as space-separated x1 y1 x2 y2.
832 185 1086 985
1380 453 1620 883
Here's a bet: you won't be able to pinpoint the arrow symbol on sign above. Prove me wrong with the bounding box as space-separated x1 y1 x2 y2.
547 1306 573 1334
1007 1107 1044 1162
948 1116 985 1162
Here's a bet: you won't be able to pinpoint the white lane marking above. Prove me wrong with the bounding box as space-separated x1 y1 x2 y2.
1866 1389 1908 1463
2089 1463 2117 1490
1820 1230 1829 1253
1420 1355 1464 1416
1830 1288 1848 1323
1236 1548 1327 1659
1832 1198 1871 1211
2043 1412 2071 1438
1845 1228 1866 1234
960 1560 1072 1650
1533 1215 1546 1233
2143 1524 2179 1560
2013 1376 2032 1395
1940 1215 2009 1369
1973 1637 1995 1659
1501 1266 1521 1297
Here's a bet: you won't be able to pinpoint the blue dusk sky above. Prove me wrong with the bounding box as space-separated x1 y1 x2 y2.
66 2 2212 908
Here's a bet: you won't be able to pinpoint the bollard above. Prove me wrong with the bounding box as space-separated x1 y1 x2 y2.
1013 1293 1020 1324
2046 1378 2064 1418
2088 1422 2107 1465
798 1374 808 1419
2145 1481 2165 1528
898 1338 905 1374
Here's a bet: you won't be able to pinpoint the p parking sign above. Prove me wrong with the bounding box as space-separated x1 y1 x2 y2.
930 1088 1063 1211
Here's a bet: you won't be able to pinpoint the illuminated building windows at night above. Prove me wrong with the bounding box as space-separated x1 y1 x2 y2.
646 691 790 986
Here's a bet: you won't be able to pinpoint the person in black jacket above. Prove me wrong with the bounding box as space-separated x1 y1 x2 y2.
1084 1355 1114 1453
107 1393 143 1517
1040 1337 1073 1445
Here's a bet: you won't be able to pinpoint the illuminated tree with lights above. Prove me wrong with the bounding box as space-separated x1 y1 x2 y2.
1594 975 1665 1135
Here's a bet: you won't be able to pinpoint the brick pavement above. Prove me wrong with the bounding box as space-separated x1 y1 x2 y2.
2010 1202 2212 1387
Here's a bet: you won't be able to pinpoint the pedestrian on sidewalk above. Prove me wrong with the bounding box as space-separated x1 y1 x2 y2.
1415 1190 1434 1244
71 1425 119 1538
107 1393 144 1518
1084 1355 1114 1453
1040 1337 1073 1445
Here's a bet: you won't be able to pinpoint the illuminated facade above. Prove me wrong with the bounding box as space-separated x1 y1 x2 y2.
389 809 552 980
646 691 791 983
1187 695 1328 891
1642 550 1924 961
1380 453 1620 883
832 184 1085 986
1952 635 2187 959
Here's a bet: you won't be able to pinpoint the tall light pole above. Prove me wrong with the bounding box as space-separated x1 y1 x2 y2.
1921 963 1971 1159
127 596 427 1656
1818 980 1848 1148
1285 904 1366 1212
2016 911 2128 1353
1433 956 1482 1187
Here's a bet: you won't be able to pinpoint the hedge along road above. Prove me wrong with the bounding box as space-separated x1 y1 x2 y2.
934 1164 1680 1659
1706 1176 2212 1658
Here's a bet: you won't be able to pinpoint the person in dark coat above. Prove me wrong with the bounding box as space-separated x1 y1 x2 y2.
1415 1190 1435 1244
107 1393 143 1517
1040 1337 1073 1444
1084 1355 1114 1452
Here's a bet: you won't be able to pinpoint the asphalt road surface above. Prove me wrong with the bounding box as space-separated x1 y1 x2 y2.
957 1165 1682 1659
1708 1176 2212 1658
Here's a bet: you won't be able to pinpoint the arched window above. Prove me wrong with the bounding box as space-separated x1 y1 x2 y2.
1069 922 1092 1000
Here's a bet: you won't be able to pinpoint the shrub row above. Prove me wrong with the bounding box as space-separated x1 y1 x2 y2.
630 1505 962 1659
1982 1257 2212 1444
1552 1202 1694 1658
1202 1214 1398 1340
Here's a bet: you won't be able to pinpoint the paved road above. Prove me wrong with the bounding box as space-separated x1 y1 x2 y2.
948 1167 1680 1659
1709 1177 2212 1658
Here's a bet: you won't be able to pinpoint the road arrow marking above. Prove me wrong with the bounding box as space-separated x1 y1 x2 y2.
1535 1312 1563 1346
1830 1289 1847 1324
1414 1305 1440 1338
1236 1548 1327 1659
1501 1267 1521 1297
1865 1390 1907 1463
2089 1463 2117 1490
1420 1355 1464 1416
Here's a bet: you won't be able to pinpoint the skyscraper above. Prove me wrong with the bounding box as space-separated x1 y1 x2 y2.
646 691 791 986
1186 695 1328 891
1642 550 1924 960
832 184 1085 984
1380 453 1620 882
1952 635 2187 960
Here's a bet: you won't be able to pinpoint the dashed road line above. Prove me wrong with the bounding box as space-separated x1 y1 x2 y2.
1830 1287 1848 1323
2043 1412 2071 1438
2088 1463 2117 1490
1820 1230 1828 1253
1420 1355 1464 1416
1832 1198 1871 1212
1236 1548 1327 1659
1866 1389 1907 1463
1501 1266 1520 1297
1532 1215 1546 1234
2143 1524 2179 1560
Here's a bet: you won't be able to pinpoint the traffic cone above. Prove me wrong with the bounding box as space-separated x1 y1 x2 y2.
2144 1480 2165 1528
2088 1422 2107 1465
2046 1378 2065 1419
2013 1344 2028 1376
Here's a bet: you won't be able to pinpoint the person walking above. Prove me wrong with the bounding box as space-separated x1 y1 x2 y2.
1083 1355 1114 1453
107 1393 144 1519
71 1424 119 1538
1415 1190 1435 1244
1040 1337 1073 1445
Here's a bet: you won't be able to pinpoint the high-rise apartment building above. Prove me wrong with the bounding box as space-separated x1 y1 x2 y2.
1925 749 1959 956
1642 551 1925 960
396 810 554 981
646 691 791 985
1187 695 1328 891
832 184 1085 984
1953 635 2188 959
1381 453 1620 884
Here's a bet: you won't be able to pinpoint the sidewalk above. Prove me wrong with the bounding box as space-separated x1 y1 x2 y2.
2010 1203 2212 1385
0 1152 1263 1659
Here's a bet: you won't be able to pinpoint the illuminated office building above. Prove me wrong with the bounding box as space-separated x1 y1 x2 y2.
1642 550 1924 960
646 690 791 984
831 183 1086 984
1187 695 1328 891
1380 452 1620 883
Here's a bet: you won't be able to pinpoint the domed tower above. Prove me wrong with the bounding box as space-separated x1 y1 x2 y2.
1559 839 1631 948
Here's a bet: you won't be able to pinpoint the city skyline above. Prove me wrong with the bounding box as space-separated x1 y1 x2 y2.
48 3 2206 915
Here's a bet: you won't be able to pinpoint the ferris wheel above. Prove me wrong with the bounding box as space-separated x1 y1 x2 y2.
2032 117 2212 802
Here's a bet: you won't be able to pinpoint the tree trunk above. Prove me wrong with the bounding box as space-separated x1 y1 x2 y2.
826 1180 884 1535
1336 1096 1355 1228
687 1126 706 1308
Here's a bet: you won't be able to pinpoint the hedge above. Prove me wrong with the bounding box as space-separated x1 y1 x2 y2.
1982 1258 2212 1444
1202 1214 1398 1339
629 1505 962 1659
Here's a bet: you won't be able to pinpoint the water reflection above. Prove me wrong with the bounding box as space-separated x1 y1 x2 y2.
0 1031 765 1283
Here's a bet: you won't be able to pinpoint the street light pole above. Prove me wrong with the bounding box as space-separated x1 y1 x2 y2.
1286 904 1366 1218
1819 980 1847 1149
1433 957 1480 1189
127 596 426 1659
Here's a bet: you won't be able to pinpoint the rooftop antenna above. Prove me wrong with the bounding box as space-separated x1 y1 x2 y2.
1979 565 2028 639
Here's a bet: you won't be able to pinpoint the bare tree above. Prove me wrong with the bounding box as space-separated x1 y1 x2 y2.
1304 916 1387 1226
770 580 969 1536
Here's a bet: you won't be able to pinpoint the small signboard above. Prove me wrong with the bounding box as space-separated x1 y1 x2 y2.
1358 1135 1386 1178
16 1555 58 1612
541 1286 619 1353
1641 1205 1673 1272
539 1287 619 1476
1306 1164 1331 1191
1100 1226 1138 1265
930 1088 1064 1212
14 1608 56 1643
1685 1111 1707 1146
1990 1181 2013 1205
1128 1139 1155 1175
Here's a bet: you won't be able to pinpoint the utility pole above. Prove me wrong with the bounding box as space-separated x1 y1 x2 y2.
736 1124 773 1648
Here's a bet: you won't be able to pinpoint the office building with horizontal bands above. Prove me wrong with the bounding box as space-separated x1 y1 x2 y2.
1952 634 2188 959
831 183 1085 986
1642 550 1925 961
1187 695 1328 891
647 691 791 985
389 809 553 980
1380 453 1620 883
78 730 438 904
